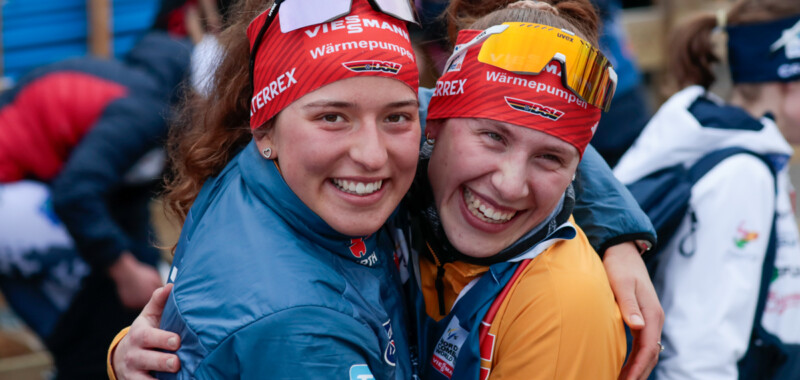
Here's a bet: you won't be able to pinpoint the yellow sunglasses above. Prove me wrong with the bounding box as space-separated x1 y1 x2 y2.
444 22 618 111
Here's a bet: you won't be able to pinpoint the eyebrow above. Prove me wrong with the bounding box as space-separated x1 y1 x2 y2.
385 99 420 108
491 120 575 156
302 100 354 110
301 99 419 110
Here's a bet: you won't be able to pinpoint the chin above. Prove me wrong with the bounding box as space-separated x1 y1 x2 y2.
330 220 384 237
449 238 499 259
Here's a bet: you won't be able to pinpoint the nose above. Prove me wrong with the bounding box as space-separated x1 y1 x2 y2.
490 154 531 201
349 120 389 172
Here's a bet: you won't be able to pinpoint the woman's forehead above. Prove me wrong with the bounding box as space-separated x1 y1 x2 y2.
448 117 579 155
293 76 417 104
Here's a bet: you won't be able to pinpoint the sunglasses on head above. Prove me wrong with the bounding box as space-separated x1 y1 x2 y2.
444 22 618 111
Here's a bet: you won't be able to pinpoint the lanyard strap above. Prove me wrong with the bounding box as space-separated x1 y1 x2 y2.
478 258 532 369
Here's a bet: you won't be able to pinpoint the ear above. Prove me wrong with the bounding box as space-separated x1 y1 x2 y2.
253 121 277 159
425 119 445 139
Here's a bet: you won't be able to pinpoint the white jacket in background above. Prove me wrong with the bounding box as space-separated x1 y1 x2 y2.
615 86 800 380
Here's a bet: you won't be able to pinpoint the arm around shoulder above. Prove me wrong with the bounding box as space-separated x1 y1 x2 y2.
574 145 656 255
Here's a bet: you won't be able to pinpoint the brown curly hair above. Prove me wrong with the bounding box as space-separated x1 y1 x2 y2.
163 0 272 223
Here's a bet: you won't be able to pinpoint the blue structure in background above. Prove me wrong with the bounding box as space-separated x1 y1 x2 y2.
2 0 160 85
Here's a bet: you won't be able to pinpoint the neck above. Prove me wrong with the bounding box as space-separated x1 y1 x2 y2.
729 82 782 120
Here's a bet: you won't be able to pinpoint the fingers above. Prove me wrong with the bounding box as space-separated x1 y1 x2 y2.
616 286 645 330
129 321 181 352
130 284 180 352
622 273 663 379
123 348 180 374
618 332 640 380
123 373 158 380
603 242 648 330
141 284 173 325
622 335 661 380
637 280 664 336
621 292 664 380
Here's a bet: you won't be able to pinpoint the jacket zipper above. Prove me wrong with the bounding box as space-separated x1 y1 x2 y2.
425 242 446 316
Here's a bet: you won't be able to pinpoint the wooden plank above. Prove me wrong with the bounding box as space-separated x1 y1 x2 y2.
0 351 53 380
87 0 112 57
621 6 665 72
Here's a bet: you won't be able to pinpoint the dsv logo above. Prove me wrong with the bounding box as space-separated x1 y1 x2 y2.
343 60 402 74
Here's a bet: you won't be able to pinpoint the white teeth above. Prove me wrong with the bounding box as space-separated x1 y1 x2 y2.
463 188 516 224
332 179 383 195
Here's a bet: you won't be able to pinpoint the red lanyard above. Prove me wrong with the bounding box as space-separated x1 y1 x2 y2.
478 259 532 380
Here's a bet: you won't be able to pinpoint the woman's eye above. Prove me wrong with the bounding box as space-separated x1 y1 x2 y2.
486 132 503 142
539 154 562 164
385 114 409 123
322 114 344 123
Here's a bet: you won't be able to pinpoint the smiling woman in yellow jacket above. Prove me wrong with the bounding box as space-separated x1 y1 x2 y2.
407 1 626 378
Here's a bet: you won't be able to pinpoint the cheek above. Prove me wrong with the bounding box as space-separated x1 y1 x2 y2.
428 140 471 193
275 129 337 177
782 85 800 143
391 130 422 170
533 170 573 203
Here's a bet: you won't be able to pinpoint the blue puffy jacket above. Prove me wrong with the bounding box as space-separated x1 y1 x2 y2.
158 141 412 380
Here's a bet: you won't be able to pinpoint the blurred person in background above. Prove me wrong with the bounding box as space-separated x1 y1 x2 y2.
0 32 191 378
153 0 234 96
589 0 652 167
614 1 800 378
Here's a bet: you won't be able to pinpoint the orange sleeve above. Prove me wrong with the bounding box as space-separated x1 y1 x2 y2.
107 326 130 380
488 226 626 380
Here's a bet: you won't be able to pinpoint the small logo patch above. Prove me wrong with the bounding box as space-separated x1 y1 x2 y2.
734 222 759 248
431 316 469 379
446 43 468 72
343 60 401 74
349 238 367 258
349 364 374 380
504 96 565 121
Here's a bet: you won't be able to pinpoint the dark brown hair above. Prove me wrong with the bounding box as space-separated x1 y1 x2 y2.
445 0 600 47
669 0 800 90
163 0 271 223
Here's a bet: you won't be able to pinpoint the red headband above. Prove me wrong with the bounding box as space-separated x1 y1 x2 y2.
247 0 419 129
427 29 601 156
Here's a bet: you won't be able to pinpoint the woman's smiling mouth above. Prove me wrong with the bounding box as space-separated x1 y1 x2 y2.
463 187 517 223
331 179 384 196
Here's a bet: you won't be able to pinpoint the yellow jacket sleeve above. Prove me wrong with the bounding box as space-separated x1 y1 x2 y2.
107 326 130 380
487 226 626 380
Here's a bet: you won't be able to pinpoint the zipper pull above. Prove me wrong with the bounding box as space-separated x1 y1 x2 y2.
436 265 446 316
425 242 447 316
